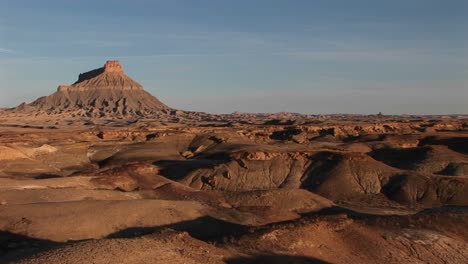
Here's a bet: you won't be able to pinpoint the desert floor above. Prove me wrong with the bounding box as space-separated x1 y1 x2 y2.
0 117 467 263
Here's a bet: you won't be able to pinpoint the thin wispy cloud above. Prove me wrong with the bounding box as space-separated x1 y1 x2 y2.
73 39 130 48
0 48 15 54
282 48 467 63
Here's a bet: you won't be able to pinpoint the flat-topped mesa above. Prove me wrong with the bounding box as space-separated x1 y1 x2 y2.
104 60 123 73
19 60 170 117
65 60 144 91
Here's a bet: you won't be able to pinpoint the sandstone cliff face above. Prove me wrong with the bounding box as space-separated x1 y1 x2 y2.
12 60 170 118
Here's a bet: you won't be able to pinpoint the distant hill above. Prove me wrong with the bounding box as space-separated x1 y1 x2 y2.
8 60 170 118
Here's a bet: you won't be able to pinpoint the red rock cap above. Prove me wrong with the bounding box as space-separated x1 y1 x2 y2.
104 60 123 73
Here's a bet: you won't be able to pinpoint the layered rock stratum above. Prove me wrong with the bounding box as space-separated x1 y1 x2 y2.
9 61 170 118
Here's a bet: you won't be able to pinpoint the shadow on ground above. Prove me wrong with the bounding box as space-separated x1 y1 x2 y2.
107 215 248 242
226 254 330 264
0 231 63 263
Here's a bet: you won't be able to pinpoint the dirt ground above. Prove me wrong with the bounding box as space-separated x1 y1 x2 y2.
0 117 467 263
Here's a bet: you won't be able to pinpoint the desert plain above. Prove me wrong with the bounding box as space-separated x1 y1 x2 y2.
0 61 467 263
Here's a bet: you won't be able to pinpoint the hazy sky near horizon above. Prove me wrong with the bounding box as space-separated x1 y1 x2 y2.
0 0 467 114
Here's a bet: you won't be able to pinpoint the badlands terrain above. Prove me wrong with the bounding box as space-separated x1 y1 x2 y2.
0 61 467 263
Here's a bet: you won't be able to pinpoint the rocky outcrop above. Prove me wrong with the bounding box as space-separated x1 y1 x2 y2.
10 60 170 118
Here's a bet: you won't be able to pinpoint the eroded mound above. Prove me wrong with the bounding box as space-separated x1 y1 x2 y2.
371 145 468 175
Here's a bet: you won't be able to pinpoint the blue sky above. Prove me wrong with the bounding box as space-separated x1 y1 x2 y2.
0 0 467 114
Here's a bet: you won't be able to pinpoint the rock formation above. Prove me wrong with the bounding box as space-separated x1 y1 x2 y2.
11 60 170 118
